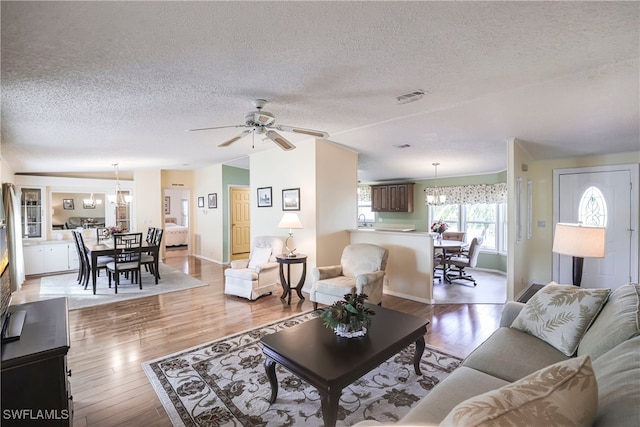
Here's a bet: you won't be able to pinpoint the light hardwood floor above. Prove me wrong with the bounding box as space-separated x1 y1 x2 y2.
11 252 504 427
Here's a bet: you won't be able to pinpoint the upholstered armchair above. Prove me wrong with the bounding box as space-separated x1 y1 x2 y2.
224 236 284 301
310 243 389 309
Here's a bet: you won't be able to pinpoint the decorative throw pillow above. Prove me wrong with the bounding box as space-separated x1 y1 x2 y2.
440 355 598 427
578 283 640 360
248 246 272 269
511 282 610 356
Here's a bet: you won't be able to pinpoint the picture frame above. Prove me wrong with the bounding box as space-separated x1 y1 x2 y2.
208 193 217 209
197 197 205 208
282 188 300 211
83 200 96 209
164 196 171 214
63 199 75 210
257 187 272 207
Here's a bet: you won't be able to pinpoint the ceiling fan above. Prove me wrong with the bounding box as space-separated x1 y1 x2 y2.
188 99 329 151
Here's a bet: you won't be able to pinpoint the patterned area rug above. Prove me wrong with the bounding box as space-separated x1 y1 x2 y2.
142 311 462 427
39 263 208 310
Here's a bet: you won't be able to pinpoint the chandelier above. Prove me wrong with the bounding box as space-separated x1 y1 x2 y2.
107 163 132 206
426 162 447 205
82 193 102 207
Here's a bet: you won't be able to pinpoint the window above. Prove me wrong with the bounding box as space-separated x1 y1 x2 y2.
357 186 375 222
578 186 607 227
430 202 507 253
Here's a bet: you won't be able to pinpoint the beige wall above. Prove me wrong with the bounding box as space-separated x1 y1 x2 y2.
527 151 640 286
134 169 162 234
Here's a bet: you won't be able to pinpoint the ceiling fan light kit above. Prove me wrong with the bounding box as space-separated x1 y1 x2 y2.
188 99 328 151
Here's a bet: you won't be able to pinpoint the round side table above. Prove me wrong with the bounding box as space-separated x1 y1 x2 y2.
275 254 307 305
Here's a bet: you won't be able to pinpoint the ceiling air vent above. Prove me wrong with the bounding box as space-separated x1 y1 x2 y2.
396 90 426 105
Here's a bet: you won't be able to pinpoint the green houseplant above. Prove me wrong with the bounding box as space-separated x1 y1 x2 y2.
321 293 376 338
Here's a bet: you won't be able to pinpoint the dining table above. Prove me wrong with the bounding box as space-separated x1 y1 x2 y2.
433 239 469 283
84 239 161 294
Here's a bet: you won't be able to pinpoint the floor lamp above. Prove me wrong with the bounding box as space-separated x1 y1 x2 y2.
278 213 303 257
552 223 606 286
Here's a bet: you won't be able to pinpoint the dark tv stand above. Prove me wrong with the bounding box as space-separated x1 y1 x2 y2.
1 309 26 343
1 298 72 426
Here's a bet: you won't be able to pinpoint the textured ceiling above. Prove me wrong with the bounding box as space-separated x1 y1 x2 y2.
1 1 638 182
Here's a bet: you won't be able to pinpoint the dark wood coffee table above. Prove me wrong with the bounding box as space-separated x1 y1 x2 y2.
260 305 429 427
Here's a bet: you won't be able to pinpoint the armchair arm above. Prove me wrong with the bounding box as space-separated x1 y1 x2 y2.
255 262 279 274
355 271 385 291
230 259 249 269
312 265 343 281
500 301 526 327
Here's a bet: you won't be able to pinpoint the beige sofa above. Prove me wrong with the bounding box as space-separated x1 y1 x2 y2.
356 282 640 426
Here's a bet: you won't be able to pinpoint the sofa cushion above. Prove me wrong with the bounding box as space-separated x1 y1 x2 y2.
462 327 567 382
591 335 640 427
511 282 610 356
441 355 597 427
313 276 356 297
578 283 640 360
396 367 509 426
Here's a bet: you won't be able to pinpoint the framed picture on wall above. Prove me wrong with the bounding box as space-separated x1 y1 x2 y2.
257 187 272 207
282 188 300 211
208 193 217 209
164 196 170 214
197 197 205 208
63 199 75 210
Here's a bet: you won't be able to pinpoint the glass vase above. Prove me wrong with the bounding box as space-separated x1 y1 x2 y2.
334 318 368 338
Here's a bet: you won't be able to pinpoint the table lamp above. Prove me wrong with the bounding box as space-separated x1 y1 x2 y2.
278 213 303 257
552 223 606 286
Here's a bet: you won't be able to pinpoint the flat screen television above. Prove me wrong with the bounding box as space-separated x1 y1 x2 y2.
1 223 25 343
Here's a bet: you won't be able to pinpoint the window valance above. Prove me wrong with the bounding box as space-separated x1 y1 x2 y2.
424 182 507 205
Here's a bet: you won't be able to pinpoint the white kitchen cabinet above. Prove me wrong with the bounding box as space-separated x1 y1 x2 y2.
23 242 76 275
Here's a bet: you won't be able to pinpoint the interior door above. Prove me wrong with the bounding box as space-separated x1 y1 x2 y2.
554 165 638 290
230 187 251 258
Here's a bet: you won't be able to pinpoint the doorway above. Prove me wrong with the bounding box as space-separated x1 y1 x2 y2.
163 188 191 253
230 187 251 261
553 164 639 290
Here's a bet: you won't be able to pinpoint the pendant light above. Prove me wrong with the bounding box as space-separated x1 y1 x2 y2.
426 162 446 205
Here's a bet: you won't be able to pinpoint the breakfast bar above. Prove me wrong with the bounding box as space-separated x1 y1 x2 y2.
349 228 435 303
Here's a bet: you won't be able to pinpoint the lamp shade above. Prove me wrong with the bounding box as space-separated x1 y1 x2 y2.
278 213 303 230
552 223 606 258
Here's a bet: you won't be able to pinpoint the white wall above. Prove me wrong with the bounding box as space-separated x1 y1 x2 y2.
248 139 358 288
193 164 224 263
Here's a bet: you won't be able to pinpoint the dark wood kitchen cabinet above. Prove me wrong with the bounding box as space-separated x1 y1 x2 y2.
371 183 414 212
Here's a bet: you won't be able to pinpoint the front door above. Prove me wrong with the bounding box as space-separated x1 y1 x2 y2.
554 164 638 290
230 187 251 260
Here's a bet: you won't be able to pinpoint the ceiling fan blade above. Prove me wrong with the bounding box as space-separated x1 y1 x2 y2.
218 129 252 147
187 124 247 132
265 130 296 151
274 124 329 139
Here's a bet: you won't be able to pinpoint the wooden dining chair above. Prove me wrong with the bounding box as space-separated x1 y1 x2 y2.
141 228 163 283
75 230 112 291
106 233 143 293
96 227 110 243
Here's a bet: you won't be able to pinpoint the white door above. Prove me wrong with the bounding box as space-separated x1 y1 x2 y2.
554 164 638 290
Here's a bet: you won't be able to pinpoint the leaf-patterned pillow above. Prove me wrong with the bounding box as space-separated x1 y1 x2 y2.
511 282 610 356
440 355 597 427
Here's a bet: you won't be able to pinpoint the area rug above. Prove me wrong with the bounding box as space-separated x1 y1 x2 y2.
142 311 462 427
39 263 208 310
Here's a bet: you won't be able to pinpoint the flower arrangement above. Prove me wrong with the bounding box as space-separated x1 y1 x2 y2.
105 226 126 237
431 220 448 234
321 293 376 338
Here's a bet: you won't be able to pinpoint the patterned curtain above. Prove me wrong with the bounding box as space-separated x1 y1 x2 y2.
424 183 508 205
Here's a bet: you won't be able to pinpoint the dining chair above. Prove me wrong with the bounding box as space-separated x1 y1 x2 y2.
146 227 156 244
96 227 110 242
445 237 483 286
141 228 163 283
106 232 143 293
75 230 112 291
71 231 85 284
